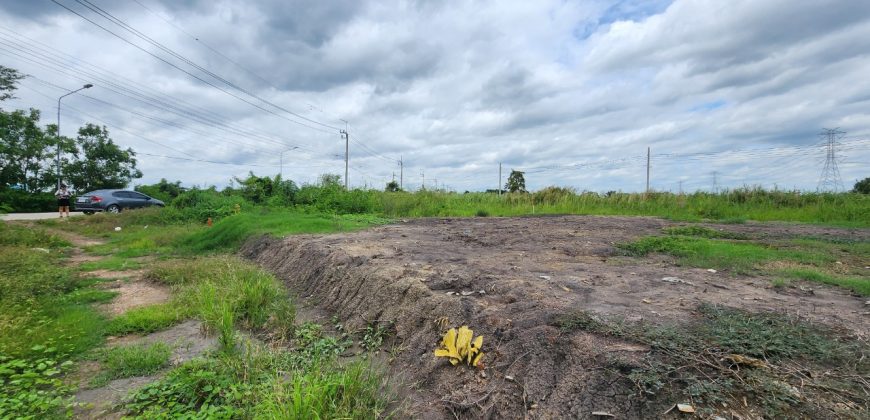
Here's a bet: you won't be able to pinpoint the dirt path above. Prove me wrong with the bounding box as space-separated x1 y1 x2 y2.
16 223 212 418
243 215 870 419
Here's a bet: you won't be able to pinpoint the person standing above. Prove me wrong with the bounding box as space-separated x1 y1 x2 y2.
55 183 72 219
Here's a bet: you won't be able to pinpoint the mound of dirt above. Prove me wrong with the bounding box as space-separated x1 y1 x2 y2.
241 216 869 419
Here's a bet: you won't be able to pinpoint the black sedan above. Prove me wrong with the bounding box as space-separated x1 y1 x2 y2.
74 189 165 214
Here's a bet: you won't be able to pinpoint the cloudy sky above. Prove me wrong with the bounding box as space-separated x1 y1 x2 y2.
1 0 868 192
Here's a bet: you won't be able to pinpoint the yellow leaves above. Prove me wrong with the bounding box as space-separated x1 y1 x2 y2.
433 325 484 367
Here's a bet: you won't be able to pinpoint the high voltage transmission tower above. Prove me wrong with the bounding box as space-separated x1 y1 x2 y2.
817 128 846 192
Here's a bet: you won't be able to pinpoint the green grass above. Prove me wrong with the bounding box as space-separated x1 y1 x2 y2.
79 256 145 271
376 188 870 227
663 225 748 239
618 231 869 295
180 211 387 252
777 268 870 296
0 223 110 417
149 256 296 339
100 342 172 379
618 235 828 273
124 341 393 419
107 303 188 335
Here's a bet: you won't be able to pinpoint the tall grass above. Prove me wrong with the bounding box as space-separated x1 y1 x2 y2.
148 256 296 339
378 188 870 227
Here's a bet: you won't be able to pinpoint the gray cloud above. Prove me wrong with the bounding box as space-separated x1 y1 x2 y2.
1 0 868 192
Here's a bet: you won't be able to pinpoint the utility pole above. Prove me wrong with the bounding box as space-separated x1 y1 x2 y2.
712 171 719 194
421 170 425 190
678 180 683 195
817 128 846 192
399 156 403 190
340 120 348 189
498 162 502 195
645 147 650 194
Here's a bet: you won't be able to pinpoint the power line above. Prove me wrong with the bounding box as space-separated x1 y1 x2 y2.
72 0 340 133
0 33 319 152
49 0 336 135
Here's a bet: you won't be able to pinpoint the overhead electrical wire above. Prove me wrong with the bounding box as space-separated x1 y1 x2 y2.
68 0 341 133
0 35 320 153
49 0 337 135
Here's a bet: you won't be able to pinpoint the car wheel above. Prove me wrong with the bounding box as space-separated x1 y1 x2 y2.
107 205 121 214
83 211 95 215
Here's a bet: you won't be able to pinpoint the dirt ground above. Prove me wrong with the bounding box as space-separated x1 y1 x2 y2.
242 215 869 419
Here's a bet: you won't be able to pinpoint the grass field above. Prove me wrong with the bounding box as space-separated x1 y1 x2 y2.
619 226 870 296
0 217 396 418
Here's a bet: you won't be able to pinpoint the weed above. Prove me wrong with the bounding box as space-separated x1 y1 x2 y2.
100 342 172 379
617 235 830 274
0 349 77 418
64 288 119 304
107 303 187 335
153 257 295 335
664 225 748 239
475 209 490 217
217 304 237 355
79 256 144 271
361 322 392 352
770 278 791 289
179 212 385 253
554 305 866 418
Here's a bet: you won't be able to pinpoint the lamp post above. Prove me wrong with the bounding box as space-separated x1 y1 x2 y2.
279 146 299 179
56 83 93 188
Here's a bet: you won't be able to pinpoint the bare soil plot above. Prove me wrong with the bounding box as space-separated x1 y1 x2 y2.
243 215 869 419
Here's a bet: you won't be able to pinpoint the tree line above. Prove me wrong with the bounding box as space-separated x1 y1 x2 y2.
1 66 141 211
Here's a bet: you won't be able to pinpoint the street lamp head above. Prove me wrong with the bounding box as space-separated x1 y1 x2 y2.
83 84 93 89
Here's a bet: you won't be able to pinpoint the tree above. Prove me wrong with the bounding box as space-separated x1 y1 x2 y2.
385 180 400 192
64 124 142 192
136 178 184 203
0 108 56 191
854 177 870 194
505 169 526 193
0 65 25 102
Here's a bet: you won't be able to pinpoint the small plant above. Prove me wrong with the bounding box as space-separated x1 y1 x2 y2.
360 322 391 352
475 209 489 217
664 225 748 239
771 278 791 289
0 350 77 418
217 304 237 355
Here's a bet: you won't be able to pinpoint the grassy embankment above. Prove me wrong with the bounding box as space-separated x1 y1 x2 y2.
2 211 396 418
377 188 869 227
619 225 870 296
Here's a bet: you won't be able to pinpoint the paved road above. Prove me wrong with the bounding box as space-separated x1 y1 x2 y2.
1 212 85 221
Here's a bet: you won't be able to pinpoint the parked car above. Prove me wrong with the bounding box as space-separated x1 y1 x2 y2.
74 189 165 214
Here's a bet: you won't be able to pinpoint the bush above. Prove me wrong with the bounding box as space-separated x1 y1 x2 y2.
170 188 246 222
0 189 56 212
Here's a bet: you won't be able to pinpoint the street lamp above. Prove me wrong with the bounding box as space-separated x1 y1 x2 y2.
56 83 93 188
279 146 299 179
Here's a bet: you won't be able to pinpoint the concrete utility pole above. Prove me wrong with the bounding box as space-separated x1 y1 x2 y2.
279 146 298 179
56 83 93 188
399 156 403 190
421 170 425 190
340 120 348 189
498 162 502 195
645 147 650 194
